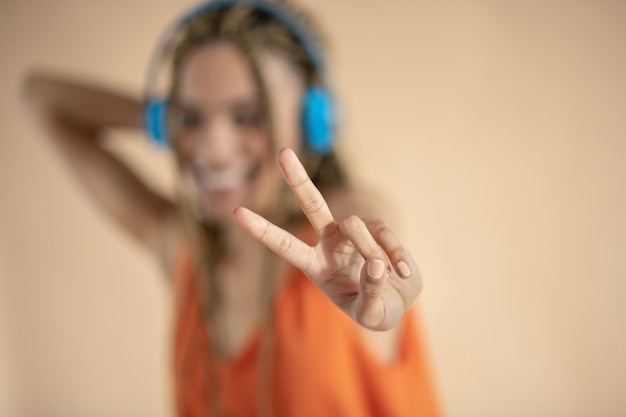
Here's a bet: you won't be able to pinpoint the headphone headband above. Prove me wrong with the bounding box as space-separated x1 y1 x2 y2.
146 0 326 99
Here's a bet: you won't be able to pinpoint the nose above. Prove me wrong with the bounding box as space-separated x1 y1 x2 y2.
197 116 237 169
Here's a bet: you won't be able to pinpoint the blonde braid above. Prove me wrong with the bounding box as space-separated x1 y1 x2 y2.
221 11 281 416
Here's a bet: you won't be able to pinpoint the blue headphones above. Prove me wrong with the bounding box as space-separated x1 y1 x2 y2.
144 0 337 154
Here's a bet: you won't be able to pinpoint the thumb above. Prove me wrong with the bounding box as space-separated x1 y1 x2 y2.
354 258 388 329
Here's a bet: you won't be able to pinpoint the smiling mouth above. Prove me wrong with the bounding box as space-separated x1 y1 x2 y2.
195 166 257 194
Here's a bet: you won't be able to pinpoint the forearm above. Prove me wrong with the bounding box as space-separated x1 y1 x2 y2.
23 71 143 134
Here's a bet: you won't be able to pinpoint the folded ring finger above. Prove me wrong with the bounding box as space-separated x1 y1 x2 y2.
364 218 412 278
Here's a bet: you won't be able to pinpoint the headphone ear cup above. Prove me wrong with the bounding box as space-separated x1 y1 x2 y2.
145 98 170 147
302 86 336 155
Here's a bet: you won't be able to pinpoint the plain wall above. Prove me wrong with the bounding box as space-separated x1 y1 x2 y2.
1 1 625 416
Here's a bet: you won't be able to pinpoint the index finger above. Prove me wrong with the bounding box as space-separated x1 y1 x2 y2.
277 148 337 238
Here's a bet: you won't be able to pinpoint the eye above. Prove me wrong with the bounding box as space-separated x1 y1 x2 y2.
233 110 264 128
170 103 203 131
179 108 203 129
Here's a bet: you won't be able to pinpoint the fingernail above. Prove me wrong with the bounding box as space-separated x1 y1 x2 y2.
367 259 385 280
397 261 411 278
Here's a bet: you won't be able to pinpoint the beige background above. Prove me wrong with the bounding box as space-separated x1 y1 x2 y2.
1 1 626 416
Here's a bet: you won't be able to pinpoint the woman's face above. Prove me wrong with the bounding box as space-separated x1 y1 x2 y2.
173 41 306 223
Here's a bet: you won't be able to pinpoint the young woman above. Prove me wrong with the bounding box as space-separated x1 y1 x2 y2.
23 1 440 416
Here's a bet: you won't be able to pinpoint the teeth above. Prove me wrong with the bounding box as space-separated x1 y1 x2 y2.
199 169 248 192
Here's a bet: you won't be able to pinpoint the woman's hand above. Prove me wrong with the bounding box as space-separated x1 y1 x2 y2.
232 148 422 331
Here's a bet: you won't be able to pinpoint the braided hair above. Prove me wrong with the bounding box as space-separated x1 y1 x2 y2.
166 2 348 416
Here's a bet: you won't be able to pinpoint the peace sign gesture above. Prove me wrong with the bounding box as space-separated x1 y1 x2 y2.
232 148 422 331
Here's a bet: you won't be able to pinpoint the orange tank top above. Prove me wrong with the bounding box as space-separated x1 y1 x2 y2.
172 246 441 417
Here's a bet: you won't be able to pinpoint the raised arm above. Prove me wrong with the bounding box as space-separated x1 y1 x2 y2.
22 71 183 274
